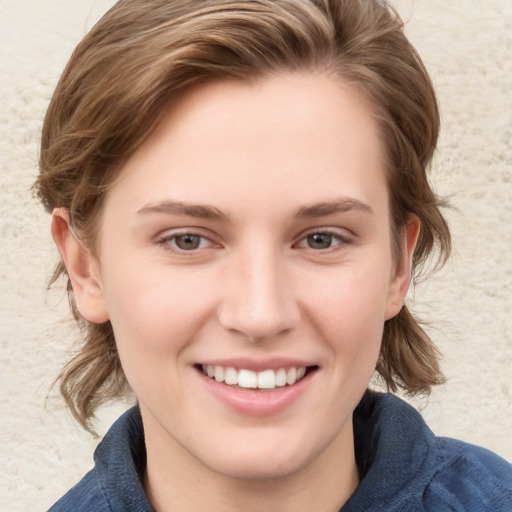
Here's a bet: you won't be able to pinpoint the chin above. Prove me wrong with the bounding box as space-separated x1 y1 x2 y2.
206 454 306 481
195 433 327 482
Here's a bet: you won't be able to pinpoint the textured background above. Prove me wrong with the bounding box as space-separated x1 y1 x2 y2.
1 0 511 509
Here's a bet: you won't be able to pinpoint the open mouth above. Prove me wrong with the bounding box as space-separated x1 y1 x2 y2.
196 364 318 390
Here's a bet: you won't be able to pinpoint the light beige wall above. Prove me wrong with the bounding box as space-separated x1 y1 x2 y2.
1 1 510 510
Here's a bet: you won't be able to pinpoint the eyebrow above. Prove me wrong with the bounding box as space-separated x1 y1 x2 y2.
137 197 373 221
137 200 229 221
294 197 374 218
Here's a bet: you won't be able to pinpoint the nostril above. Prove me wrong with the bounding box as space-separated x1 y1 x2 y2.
217 279 300 342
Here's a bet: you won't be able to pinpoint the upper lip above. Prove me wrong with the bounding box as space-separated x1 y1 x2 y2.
196 357 317 372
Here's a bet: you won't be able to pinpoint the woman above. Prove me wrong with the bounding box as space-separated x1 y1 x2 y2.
35 0 511 510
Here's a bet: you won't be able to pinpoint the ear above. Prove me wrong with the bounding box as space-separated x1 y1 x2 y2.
51 208 110 323
384 215 420 320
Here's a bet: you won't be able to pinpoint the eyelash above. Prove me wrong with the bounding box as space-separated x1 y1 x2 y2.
156 228 354 254
157 231 217 252
294 229 354 252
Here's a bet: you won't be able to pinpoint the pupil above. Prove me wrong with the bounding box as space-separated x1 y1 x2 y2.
176 234 201 250
308 233 332 249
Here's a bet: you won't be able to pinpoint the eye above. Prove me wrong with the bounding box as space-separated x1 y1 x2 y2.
174 234 205 250
305 233 335 250
158 232 214 252
295 230 352 251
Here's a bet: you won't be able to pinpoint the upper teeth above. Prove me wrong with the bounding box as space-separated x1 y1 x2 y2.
202 365 307 389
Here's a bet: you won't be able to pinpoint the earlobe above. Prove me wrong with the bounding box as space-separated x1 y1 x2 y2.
384 216 421 320
51 208 110 323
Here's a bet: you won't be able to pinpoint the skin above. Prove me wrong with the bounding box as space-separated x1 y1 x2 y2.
52 72 419 512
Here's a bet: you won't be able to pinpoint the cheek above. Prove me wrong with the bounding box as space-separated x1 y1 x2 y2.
103 274 216 405
308 266 390 355
102 266 216 357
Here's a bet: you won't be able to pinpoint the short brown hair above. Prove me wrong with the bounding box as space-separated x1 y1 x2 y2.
35 0 450 431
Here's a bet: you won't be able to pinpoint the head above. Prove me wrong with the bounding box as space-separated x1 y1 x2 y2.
35 0 450 433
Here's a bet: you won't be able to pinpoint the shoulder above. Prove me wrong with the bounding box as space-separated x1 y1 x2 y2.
47 406 151 512
350 392 511 512
47 470 110 512
423 437 512 511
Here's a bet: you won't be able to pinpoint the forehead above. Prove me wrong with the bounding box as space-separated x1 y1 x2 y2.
103 72 388 220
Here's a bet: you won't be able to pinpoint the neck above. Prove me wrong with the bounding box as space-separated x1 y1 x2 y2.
142 411 359 512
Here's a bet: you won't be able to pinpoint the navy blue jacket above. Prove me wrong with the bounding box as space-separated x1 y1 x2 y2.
48 391 512 511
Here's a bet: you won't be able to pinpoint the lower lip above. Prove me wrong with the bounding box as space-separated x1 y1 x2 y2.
196 368 315 416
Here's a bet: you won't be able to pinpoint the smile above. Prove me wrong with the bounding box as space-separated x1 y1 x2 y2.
200 365 309 389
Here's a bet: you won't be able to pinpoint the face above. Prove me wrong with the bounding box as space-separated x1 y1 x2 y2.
61 73 415 482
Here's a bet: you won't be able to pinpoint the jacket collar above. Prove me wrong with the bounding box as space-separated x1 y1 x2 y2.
92 391 436 511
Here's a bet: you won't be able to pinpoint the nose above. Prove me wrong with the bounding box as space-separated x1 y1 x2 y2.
218 247 300 342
